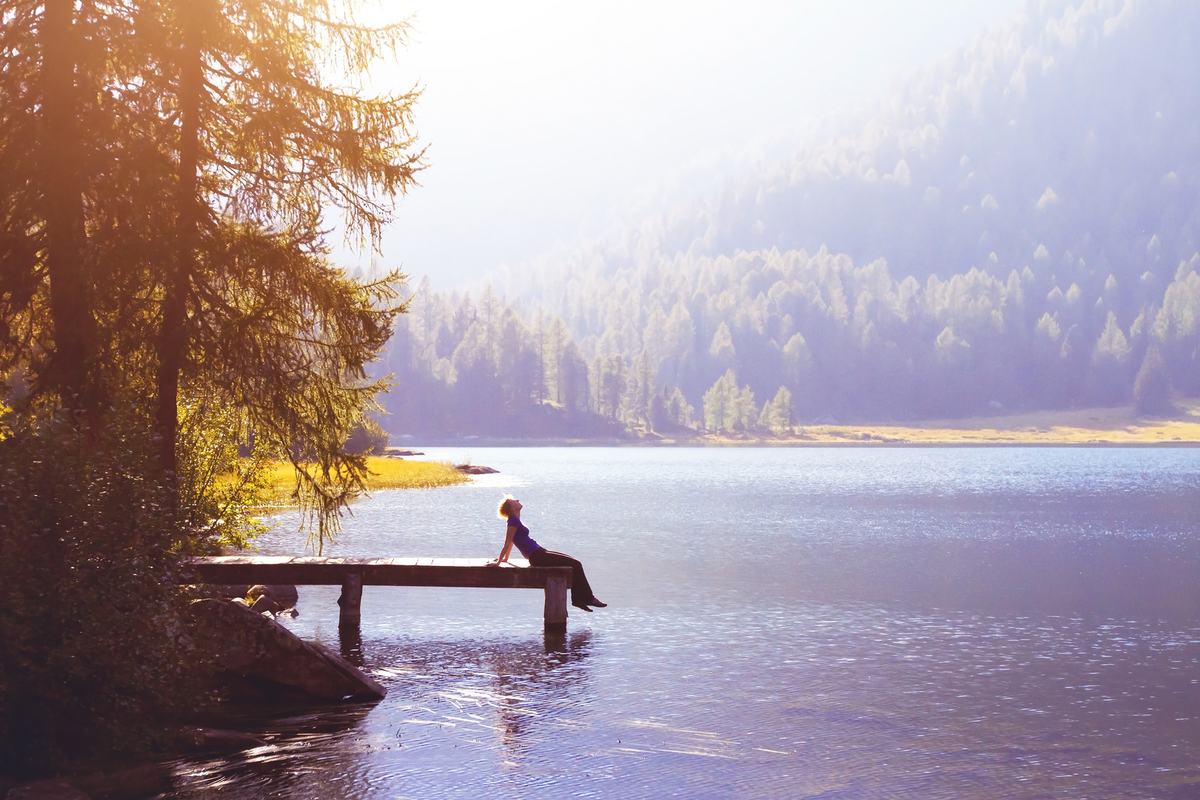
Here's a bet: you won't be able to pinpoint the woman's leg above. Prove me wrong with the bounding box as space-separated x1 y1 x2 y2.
529 549 595 606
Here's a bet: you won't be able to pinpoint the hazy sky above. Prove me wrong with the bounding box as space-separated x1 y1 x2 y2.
351 0 1025 287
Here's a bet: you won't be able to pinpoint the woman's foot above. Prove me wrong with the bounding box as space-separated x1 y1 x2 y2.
572 602 593 612
587 598 607 608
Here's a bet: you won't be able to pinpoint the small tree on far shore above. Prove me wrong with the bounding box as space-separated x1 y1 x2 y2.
1133 345 1172 415
758 386 794 433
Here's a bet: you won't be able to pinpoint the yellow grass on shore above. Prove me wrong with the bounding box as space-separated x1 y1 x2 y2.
676 400 1200 446
261 456 467 507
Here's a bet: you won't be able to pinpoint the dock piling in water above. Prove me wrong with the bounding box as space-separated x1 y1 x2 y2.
338 571 363 627
544 575 568 630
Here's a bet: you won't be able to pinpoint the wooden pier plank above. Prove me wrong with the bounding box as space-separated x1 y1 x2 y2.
187 556 571 592
186 555 575 630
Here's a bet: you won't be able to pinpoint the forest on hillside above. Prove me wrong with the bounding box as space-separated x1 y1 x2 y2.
378 0 1200 439
378 247 1197 438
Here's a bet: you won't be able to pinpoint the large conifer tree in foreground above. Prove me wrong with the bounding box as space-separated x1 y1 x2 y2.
1 0 423 546
0 0 423 771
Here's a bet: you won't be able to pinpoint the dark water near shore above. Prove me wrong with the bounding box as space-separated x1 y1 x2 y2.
164 447 1200 798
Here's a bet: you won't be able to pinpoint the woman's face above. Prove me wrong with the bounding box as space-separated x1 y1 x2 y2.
510 499 523 516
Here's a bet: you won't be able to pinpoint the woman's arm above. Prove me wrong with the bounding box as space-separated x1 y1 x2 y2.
490 525 518 565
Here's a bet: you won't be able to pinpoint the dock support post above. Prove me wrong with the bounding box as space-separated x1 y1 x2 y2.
338 571 363 627
544 575 568 630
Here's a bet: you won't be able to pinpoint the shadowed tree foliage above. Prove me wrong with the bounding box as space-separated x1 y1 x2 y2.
0 0 423 772
156 0 423 488
0 405 208 774
0 0 144 409
1 0 422 546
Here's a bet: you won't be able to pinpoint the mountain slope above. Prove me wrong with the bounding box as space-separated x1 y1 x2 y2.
570 0 1200 302
380 0 1200 436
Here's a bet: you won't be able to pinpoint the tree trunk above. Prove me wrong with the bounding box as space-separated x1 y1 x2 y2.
156 2 202 481
41 0 94 409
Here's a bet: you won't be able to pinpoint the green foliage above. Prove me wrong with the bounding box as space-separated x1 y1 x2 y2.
0 408 210 775
176 392 275 552
1 0 421 550
594 355 629 420
702 370 757 433
344 416 390 455
0 0 423 773
186 224 404 552
650 386 695 433
759 386 794 434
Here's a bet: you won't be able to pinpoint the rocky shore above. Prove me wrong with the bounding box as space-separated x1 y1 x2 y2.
3 586 383 799
190 594 385 701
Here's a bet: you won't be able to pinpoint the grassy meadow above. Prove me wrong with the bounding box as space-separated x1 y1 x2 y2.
260 457 468 508
677 400 1200 446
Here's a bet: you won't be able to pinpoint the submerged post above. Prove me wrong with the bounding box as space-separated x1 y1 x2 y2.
338 571 363 627
544 575 568 630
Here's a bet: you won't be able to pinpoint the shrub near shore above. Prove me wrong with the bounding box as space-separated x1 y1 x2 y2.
0 411 210 775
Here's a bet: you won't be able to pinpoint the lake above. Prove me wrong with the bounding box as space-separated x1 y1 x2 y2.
164 446 1200 798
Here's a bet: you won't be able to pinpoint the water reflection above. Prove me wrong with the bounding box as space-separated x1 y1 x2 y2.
164 704 375 798
500 630 592 752
376 629 594 760
339 624 364 667
166 630 595 798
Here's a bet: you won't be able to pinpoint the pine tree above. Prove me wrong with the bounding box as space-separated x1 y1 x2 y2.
703 369 737 432
634 349 654 423
758 386 793 433
1134 345 1171 414
1 0 425 548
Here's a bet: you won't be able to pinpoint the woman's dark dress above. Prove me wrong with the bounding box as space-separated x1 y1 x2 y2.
507 516 596 607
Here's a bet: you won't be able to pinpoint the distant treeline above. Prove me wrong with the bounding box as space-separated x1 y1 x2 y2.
377 247 1198 438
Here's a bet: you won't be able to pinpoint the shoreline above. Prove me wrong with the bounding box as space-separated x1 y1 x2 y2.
398 402 1200 448
259 457 466 508
404 438 1200 448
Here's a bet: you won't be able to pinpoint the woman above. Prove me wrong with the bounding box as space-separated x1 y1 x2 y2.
490 496 606 612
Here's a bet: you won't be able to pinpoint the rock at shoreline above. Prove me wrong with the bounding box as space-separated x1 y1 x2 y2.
249 584 299 608
454 464 498 474
4 764 165 800
248 593 281 615
211 584 299 609
178 727 268 754
5 780 89 800
246 584 298 616
190 599 385 701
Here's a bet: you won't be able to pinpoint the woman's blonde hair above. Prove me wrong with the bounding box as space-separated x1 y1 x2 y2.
497 495 517 519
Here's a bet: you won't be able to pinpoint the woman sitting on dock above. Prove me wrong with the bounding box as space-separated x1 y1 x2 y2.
490 496 606 612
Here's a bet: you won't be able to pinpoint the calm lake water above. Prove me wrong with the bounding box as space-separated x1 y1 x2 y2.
164 447 1200 798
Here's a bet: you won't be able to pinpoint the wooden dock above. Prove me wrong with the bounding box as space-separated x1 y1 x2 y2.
187 556 575 629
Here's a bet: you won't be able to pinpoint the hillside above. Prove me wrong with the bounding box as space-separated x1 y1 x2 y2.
379 0 1200 439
